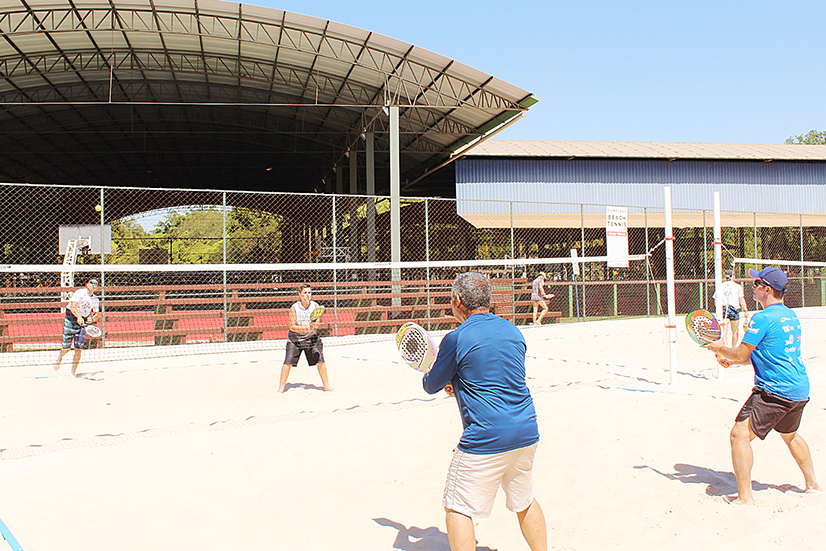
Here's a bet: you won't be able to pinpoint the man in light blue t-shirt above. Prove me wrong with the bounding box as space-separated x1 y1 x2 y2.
704 267 822 505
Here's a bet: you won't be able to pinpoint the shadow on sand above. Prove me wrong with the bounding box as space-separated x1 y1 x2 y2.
635 463 805 496
373 517 497 551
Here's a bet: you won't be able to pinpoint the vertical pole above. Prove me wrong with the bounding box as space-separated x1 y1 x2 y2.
703 210 708 311
390 105 401 307
510 201 516 324
645 207 650 317
335 165 343 195
664 187 677 385
99 187 106 347
580 204 586 318
800 214 806 306
223 191 228 342
366 132 376 281
349 148 358 264
713 191 723 379
425 198 431 330
753 213 758 264
332 196 338 336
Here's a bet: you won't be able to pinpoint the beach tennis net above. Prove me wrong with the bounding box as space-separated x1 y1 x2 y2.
1 255 652 367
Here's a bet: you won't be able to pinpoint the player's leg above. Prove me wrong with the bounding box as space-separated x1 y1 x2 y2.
779 431 822 492
278 341 301 393
54 346 71 370
516 499 547 551
55 321 75 370
532 301 539 324
502 443 546 550
308 339 333 391
728 319 738 347
536 300 548 324
70 350 82 376
444 509 476 551
730 418 757 505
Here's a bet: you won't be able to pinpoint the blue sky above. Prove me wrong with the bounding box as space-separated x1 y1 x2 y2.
255 0 825 144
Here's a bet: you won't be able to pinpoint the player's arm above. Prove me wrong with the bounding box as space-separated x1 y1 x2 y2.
68 301 84 325
88 306 102 324
422 334 457 395
287 307 308 334
704 338 754 365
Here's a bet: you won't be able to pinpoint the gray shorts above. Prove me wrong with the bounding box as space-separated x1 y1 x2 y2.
284 337 324 366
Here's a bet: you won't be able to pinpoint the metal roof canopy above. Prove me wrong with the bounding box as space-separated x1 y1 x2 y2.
458 141 826 229
0 0 537 195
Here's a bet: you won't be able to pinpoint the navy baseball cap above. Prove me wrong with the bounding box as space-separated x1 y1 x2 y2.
748 267 787 291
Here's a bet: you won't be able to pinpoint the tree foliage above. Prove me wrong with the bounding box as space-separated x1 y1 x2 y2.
109 206 284 264
785 130 826 145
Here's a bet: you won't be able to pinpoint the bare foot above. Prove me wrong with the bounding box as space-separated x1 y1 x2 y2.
53 363 61 371
724 495 755 506
805 484 823 493
323 386 335 392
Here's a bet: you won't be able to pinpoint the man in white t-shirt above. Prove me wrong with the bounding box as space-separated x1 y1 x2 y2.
713 269 748 347
277 284 334 393
54 278 101 376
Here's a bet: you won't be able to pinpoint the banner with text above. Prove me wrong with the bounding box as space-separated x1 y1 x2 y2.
606 206 628 268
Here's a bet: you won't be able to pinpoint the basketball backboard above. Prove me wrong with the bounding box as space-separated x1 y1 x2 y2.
59 225 112 254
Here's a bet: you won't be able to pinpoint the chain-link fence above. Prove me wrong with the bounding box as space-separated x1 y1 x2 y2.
2 183 825 360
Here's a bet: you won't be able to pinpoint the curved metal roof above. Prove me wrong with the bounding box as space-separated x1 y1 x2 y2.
0 0 537 194
466 140 826 161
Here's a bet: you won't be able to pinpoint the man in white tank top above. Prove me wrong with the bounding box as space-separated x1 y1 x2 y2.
278 284 334 393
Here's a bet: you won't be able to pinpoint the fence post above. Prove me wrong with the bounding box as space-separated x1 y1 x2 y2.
99 186 106 348
645 207 650 317
425 198 431 330
580 204 586 319
510 201 515 324
799 214 806 306
332 195 338 337
222 191 228 342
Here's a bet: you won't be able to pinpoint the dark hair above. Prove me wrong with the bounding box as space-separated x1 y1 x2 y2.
452 272 491 311
298 283 312 293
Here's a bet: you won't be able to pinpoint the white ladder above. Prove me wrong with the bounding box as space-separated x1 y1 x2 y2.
61 236 91 305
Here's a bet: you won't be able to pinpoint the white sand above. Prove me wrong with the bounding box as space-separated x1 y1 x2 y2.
1 315 825 550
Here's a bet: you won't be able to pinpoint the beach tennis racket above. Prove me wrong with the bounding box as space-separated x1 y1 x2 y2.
395 322 437 373
685 309 721 345
310 305 325 322
685 309 729 368
84 324 102 338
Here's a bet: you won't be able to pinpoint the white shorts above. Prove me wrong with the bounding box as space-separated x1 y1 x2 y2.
442 442 537 519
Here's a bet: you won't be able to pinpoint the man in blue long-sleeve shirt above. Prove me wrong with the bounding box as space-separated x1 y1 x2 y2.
423 272 546 551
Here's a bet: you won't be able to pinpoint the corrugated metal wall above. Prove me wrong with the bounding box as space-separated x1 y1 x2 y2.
456 158 826 214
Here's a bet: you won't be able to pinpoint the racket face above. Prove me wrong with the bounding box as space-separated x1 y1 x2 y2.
310 306 325 321
395 322 436 373
85 325 102 338
685 309 721 345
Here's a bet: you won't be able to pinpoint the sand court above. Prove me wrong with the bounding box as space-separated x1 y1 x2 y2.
1 315 826 550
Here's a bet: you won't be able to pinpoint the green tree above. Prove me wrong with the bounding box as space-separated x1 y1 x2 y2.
785 130 826 145
155 208 224 264
109 218 151 263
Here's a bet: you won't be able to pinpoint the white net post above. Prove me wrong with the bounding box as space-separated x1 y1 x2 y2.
713 191 724 379
664 186 678 384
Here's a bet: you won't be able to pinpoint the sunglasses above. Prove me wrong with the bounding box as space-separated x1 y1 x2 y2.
752 279 767 288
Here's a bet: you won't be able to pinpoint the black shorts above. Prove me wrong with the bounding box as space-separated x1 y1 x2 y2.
722 305 740 321
284 336 324 366
736 386 808 440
